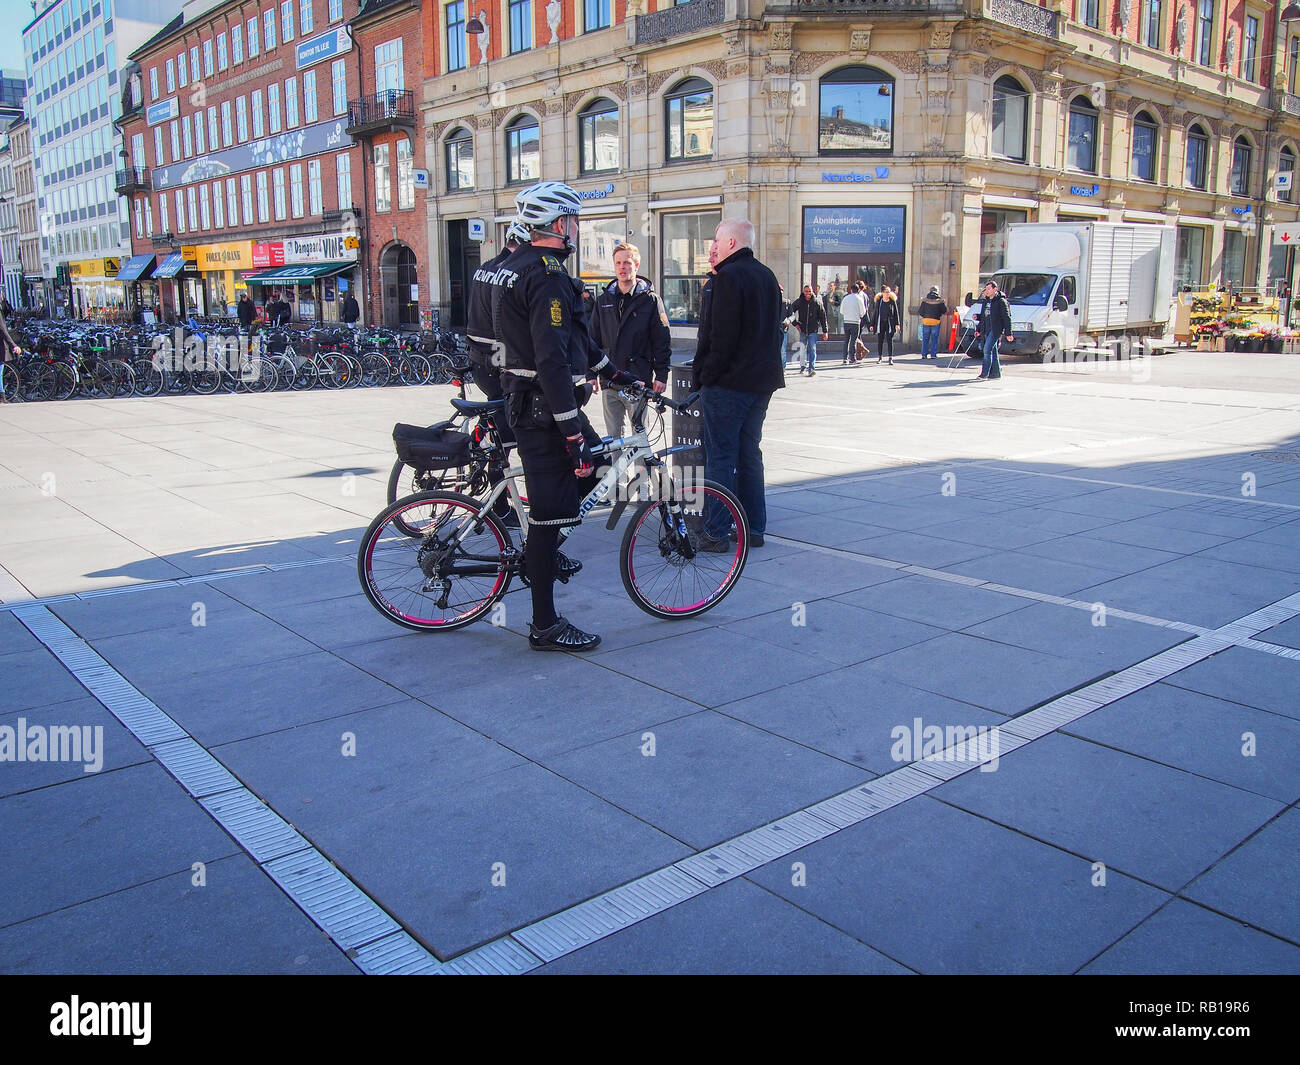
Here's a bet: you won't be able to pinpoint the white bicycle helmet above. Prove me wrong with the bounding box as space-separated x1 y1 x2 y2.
505 221 530 246
513 181 582 246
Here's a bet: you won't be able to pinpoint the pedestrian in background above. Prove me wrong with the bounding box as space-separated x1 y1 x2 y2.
975 280 1013 381
589 241 671 439
790 283 827 376
840 280 866 364
691 218 783 550
874 285 900 365
917 286 948 361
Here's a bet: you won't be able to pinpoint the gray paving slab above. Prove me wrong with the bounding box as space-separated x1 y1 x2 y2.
1041 492 1177 522
1163 647 1300 722
1080 897 1300 975
836 500 955 533
0 610 44 655
1136 506 1282 540
741 546 905 599
1183 807 1300 944
0 853 359 974
1063 682 1300 804
961 602 1188 668
301 762 692 959
947 550 1126 597
590 626 835 707
993 506 1142 536
719 669 1002 774
934 733 1284 891
832 573 1027 630
858 632 1103 716
538 878 911 974
1075 557 1300 629
0 763 242 927
49 584 247 640
1195 535 1300 575
87 608 324 685
542 710 866 849
420 654 703 760
0 696 152 796
721 599 945 669
332 625 528 701
843 531 994 569
129 650 411 748
748 795 1168 974
1257 616 1300 649
1084 517 1238 554
1017 534 1186 576
0 645 93 712
215 698 526 830
909 515 1067 551
213 558 361 610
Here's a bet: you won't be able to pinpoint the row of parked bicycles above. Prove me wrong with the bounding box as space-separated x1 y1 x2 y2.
0 321 470 402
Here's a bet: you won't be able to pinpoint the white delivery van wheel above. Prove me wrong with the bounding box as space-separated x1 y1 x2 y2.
1036 335 1061 364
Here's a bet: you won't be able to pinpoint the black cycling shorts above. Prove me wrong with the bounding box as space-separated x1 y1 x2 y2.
507 390 583 528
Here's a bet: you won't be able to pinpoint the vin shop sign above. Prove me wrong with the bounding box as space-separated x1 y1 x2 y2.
802 206 905 255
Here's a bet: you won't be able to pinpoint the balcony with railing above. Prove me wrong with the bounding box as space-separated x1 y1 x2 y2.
1274 90 1300 119
346 90 416 138
114 166 151 194
987 0 1057 37
764 0 964 15
635 0 723 43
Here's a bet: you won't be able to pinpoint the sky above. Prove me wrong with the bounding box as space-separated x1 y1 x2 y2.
0 0 35 76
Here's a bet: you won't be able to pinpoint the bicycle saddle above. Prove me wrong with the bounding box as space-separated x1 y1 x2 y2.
450 397 506 417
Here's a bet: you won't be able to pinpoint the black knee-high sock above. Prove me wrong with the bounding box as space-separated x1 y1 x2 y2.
527 525 560 629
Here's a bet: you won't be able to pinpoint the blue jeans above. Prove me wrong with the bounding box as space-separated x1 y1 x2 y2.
920 322 940 359
699 386 771 538
802 333 818 370
981 332 1003 378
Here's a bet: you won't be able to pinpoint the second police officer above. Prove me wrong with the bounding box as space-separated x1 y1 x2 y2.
489 181 641 652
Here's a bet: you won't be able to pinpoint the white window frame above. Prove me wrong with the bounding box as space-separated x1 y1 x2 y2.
331 58 347 116
256 170 269 222
303 70 318 123
217 33 228 72
221 100 233 146
281 1 295 43
199 183 211 229
286 76 299 128
290 162 304 217
308 158 323 214
232 24 243 64
242 173 254 223
265 9 277 51
248 17 260 57
227 177 239 227
273 167 286 219
269 83 281 132
252 89 265 137
236 95 248 141
213 180 224 227
203 40 214 77
300 0 314 34
336 150 351 210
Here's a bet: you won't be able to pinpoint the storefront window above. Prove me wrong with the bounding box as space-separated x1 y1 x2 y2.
661 209 720 324
578 215 627 284
1223 229 1247 288
980 208 1027 276
819 65 894 153
1175 224 1206 289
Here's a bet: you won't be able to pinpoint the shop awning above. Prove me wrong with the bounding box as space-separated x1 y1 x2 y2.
154 253 195 278
242 262 355 284
116 254 157 281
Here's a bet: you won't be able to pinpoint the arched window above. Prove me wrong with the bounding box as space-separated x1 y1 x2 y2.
991 76 1028 162
1067 96 1098 173
397 138 414 209
579 98 619 174
505 114 540 184
665 78 713 162
1231 136 1253 196
1186 123 1209 190
819 65 894 153
1280 146 1295 203
446 127 474 191
1132 110 1158 182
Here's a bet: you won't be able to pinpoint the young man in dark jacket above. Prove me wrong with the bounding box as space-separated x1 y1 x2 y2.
917 286 948 360
790 284 828 376
691 219 783 549
975 280 1013 381
588 241 672 438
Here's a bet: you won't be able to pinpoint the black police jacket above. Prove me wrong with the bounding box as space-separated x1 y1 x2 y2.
588 277 672 387
692 247 785 395
490 243 617 433
467 246 513 366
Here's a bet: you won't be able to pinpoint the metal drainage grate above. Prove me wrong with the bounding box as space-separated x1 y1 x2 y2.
1250 451 1300 463
966 407 1039 418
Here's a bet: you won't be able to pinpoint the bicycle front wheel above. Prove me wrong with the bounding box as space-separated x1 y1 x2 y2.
358 490 513 631
620 478 748 619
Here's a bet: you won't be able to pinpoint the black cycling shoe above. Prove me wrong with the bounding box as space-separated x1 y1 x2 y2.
529 616 601 652
555 551 582 581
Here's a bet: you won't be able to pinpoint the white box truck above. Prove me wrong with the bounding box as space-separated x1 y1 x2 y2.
974 222 1177 362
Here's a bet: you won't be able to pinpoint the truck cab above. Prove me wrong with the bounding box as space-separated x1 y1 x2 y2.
990 270 1078 362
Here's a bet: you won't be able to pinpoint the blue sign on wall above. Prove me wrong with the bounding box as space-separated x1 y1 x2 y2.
802 206 905 255
152 118 350 190
297 27 352 70
146 97 178 126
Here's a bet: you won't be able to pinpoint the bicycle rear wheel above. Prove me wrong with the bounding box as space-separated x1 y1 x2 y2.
357 490 513 631
619 477 748 619
131 357 164 397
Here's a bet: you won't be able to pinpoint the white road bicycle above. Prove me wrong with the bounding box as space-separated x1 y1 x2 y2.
357 385 750 629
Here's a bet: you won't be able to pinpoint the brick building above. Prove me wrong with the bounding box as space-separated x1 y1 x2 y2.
347 0 431 327
116 0 369 324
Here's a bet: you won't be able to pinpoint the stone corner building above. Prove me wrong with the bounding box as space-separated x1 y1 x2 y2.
420 0 1300 339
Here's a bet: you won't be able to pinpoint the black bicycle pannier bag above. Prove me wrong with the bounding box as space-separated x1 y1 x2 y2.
393 421 472 470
